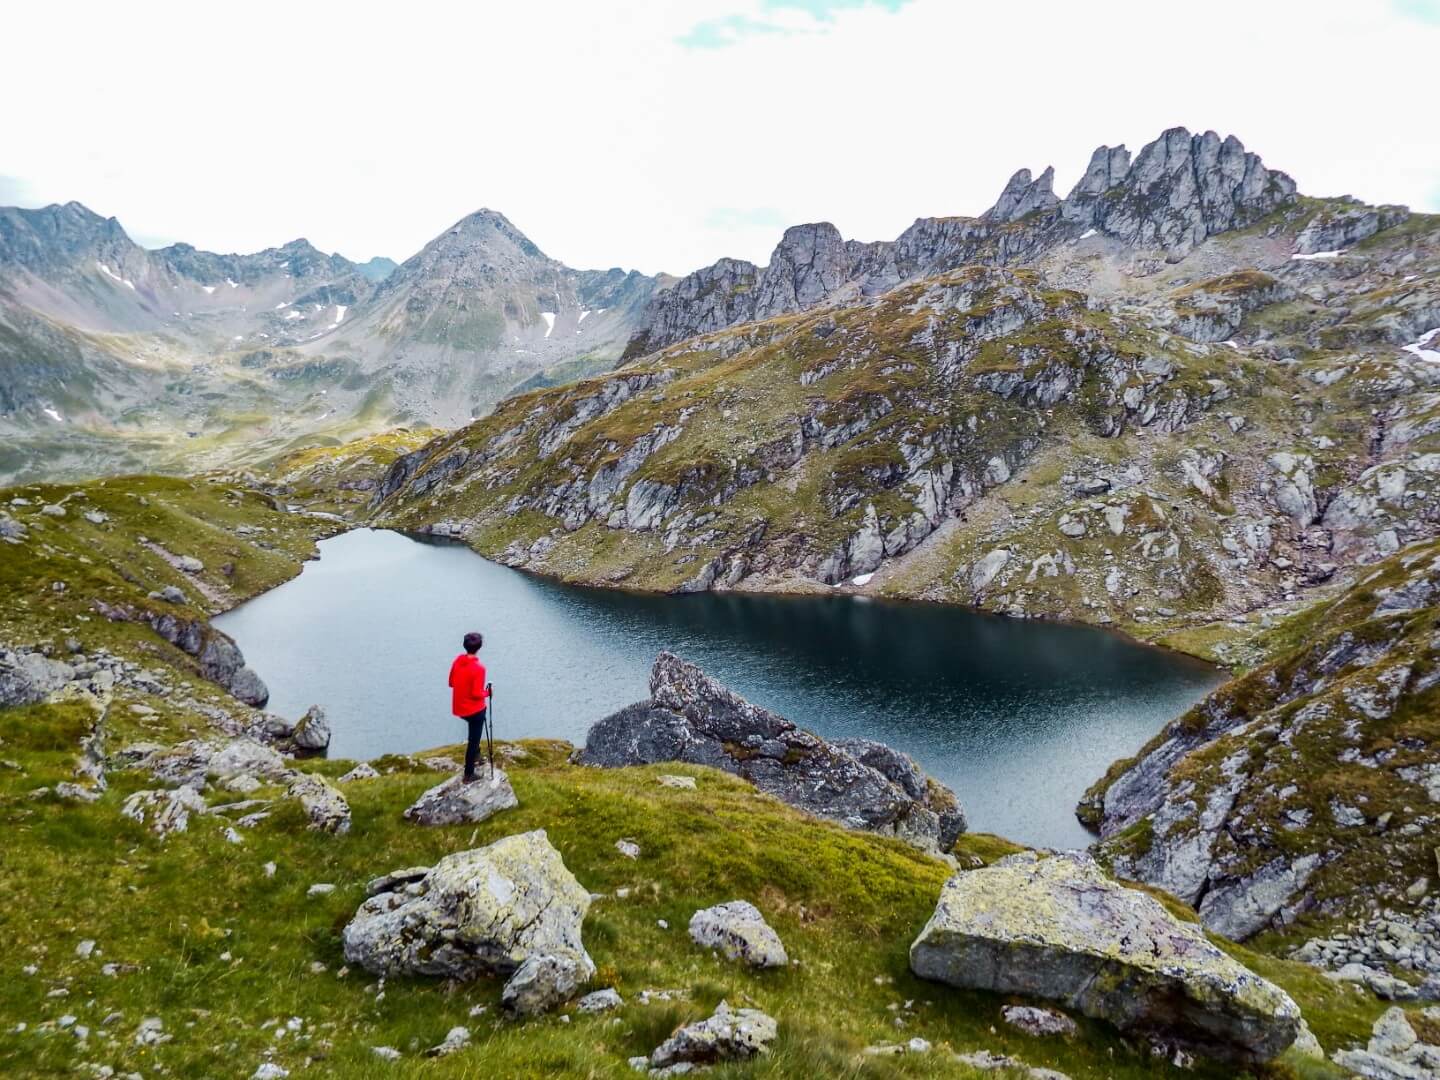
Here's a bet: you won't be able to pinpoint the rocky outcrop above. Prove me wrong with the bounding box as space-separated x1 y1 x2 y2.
0 647 77 707
1086 541 1440 940
93 600 268 707
1333 1006 1440 1079
341 831 594 1004
579 652 966 852
1295 203 1409 254
688 901 788 968
909 852 1301 1064
403 770 518 826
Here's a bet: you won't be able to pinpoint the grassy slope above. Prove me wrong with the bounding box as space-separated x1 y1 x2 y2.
0 726 1380 1080
0 469 1393 1079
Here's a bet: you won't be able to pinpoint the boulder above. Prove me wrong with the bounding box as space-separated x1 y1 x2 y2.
909 853 1301 1063
339 763 380 783
688 901 788 969
290 705 331 752
341 830 593 985
286 772 351 835
644 1000 777 1071
580 653 965 853
403 770 518 826
501 952 591 1017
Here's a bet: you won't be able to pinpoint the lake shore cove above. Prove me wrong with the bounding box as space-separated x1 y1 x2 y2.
0 468 1437 1077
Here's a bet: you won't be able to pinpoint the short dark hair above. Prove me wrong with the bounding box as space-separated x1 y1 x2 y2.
463 631 483 654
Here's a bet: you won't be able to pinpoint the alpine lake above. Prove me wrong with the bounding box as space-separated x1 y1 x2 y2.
214 528 1223 849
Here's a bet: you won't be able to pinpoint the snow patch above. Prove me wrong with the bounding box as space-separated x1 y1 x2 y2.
233 335 244 341
275 301 291 309
578 309 592 322
96 262 135 289
540 311 556 338
42 407 64 423
202 285 217 294
1291 249 1344 261
226 278 239 289
1403 327 1440 365
332 304 347 325
851 572 875 586
1078 228 1097 240
284 310 302 320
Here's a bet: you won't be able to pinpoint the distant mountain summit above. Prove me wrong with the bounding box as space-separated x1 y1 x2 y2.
625 127 1298 358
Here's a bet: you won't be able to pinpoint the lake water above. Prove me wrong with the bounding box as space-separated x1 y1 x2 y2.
214 528 1222 849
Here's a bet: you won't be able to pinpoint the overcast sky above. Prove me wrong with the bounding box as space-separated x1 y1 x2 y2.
3 0 1436 276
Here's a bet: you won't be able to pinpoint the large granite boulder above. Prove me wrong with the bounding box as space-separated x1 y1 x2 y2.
289 705 331 752
579 652 965 852
404 770 518 826
341 830 593 995
909 853 1301 1064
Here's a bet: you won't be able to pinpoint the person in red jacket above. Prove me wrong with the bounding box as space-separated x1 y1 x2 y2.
449 631 492 782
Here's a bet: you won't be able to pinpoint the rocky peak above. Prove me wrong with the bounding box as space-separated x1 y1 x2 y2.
0 201 140 274
1074 127 1296 251
1061 145 1132 222
982 167 1060 224
753 222 851 318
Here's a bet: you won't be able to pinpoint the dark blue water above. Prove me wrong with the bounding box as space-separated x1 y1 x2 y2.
214 528 1222 848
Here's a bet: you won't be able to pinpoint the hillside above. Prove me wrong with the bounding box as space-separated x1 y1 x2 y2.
367 192 1440 665
0 469 1410 1079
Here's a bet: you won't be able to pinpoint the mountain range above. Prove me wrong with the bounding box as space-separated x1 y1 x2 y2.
0 202 663 483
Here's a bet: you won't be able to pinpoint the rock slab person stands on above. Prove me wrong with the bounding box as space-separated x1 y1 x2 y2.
404 770 518 826
688 901 788 969
909 852 1301 1064
342 830 593 1012
581 652 965 853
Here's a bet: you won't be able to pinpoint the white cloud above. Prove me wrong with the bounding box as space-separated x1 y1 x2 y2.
2 0 1436 278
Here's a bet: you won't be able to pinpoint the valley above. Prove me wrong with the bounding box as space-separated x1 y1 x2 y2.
3 121 1440 1079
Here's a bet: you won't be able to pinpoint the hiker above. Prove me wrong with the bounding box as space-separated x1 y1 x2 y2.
449 631 493 783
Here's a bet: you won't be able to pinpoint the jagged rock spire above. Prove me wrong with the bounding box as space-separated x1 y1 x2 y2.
983 167 1061 224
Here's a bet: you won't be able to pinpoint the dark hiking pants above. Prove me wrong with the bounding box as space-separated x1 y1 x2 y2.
463 708 488 779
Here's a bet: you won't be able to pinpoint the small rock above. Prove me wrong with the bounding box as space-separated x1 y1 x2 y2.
41 504 66 518
155 585 186 604
615 839 641 859
657 774 696 790
75 940 96 959
424 1026 470 1058
307 883 336 897
339 763 380 783
251 1065 288 1080
371 1046 401 1061
576 988 624 1014
1003 1005 1077 1038
646 1000 777 1071
176 556 204 573
688 900 788 968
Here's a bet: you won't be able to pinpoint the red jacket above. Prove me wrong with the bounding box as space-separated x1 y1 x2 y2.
449 653 490 717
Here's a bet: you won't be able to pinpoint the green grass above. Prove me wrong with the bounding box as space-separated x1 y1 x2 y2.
0 733 1367 1079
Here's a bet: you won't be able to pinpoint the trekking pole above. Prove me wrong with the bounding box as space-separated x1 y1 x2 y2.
486 683 495 779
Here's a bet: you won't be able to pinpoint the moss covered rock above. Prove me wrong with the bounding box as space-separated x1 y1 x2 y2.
909 852 1300 1063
